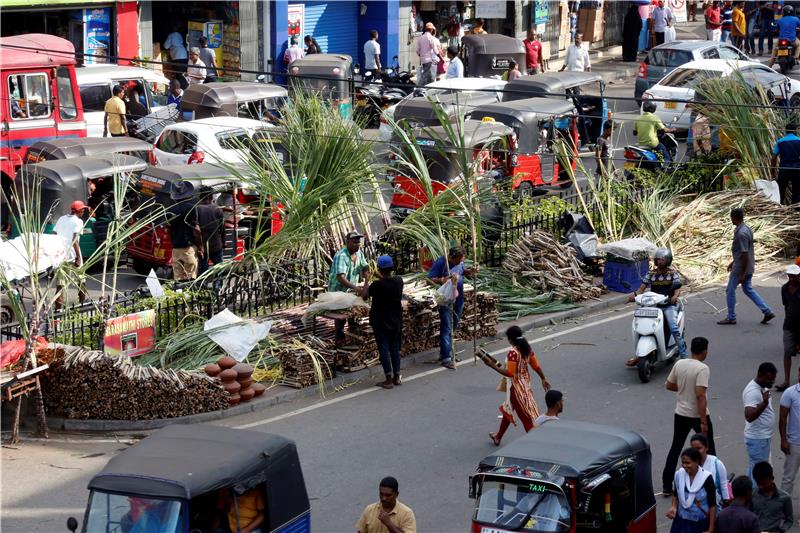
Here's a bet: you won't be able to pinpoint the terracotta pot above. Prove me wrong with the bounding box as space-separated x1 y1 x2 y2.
204 363 221 377
219 368 238 382
218 356 237 369
252 383 267 397
233 362 254 379
238 377 253 389
239 387 255 402
227 393 241 406
223 380 241 394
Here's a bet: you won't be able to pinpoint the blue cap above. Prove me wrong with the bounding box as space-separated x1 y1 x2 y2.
377 255 394 270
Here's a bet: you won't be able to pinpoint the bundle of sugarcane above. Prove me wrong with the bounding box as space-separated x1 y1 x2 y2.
655 190 800 284
502 231 604 301
272 336 334 389
456 289 499 340
41 346 228 420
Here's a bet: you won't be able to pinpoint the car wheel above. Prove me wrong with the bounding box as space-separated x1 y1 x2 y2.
790 93 800 108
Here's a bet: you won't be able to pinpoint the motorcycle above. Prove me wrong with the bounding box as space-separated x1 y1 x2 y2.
354 57 413 128
624 129 679 175
777 38 796 75
631 284 685 383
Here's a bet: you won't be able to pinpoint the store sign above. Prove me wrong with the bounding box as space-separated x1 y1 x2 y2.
104 310 156 358
533 1 549 24
83 7 111 64
668 0 688 23
288 4 304 38
476 0 506 19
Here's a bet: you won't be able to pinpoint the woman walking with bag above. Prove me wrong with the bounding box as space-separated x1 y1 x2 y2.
483 326 551 446
666 447 718 533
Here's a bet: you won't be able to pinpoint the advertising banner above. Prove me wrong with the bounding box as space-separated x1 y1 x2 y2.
104 310 156 357
668 0 688 23
84 7 111 64
534 1 549 24
288 4 304 38
476 0 506 19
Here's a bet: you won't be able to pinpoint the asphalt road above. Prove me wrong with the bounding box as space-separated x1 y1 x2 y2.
4 270 795 533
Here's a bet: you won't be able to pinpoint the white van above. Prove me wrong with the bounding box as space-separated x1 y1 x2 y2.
75 65 170 138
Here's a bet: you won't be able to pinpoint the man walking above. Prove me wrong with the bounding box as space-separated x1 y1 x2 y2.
524 29 546 74
780 370 800 497
743 362 778 480
662 337 715 495
103 85 127 138
650 0 674 46
167 182 203 281
198 36 219 82
752 461 794 533
416 22 439 86
356 477 416 533
716 476 761 532
364 30 382 80
560 33 591 72
771 123 800 205
777 265 800 391
717 208 775 325
533 390 564 426
366 255 404 389
706 1 723 41
328 231 368 346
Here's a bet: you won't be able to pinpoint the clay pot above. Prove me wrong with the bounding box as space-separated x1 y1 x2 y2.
239 387 255 402
227 393 241 406
204 363 221 377
238 377 253 389
219 368 238 382
252 383 266 397
233 362 254 379
223 380 241 394
218 356 237 369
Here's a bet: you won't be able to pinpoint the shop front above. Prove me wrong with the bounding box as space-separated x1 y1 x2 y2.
0 0 138 65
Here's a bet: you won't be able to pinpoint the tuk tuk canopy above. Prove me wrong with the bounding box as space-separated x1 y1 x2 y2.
181 82 289 116
87 425 310 530
461 34 526 77
25 137 152 162
414 120 513 153
137 164 243 198
394 92 498 127
289 53 352 100
503 72 604 101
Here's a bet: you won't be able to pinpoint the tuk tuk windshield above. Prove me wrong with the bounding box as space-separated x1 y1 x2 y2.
85 490 184 533
475 480 571 532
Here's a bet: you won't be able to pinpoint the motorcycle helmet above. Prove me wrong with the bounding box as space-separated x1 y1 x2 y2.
653 248 673 268
784 4 794 16
642 100 657 114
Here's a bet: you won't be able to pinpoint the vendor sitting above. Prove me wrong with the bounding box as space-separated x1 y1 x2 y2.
327 231 369 346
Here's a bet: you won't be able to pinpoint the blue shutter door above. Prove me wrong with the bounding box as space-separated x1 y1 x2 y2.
303 1 360 61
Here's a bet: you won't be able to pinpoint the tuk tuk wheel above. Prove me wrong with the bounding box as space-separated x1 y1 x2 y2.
637 354 654 383
1 305 13 326
132 258 153 276
515 181 535 199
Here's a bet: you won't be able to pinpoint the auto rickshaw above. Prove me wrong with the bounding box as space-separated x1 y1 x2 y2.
468 97 580 196
13 155 147 258
470 420 656 533
67 424 310 533
126 164 247 276
392 91 499 131
24 137 153 164
389 119 512 224
460 34 528 78
288 53 353 119
181 81 288 121
503 73 609 148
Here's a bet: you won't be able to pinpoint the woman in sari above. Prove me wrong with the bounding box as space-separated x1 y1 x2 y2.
666 447 717 533
483 325 551 446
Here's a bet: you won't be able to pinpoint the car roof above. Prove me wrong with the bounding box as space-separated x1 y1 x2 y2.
670 58 762 73
75 64 169 85
166 117 269 134
649 39 717 52
427 78 507 91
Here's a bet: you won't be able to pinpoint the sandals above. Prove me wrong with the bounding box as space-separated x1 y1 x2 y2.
489 432 501 446
625 358 638 368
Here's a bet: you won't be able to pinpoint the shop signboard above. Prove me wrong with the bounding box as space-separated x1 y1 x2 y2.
288 4 304 38
533 1 549 24
83 6 111 64
668 0 688 23
476 0 506 19
104 309 156 358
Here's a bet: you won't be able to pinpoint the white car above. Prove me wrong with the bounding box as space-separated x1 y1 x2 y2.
378 77 507 142
152 117 270 166
76 65 170 138
642 58 800 130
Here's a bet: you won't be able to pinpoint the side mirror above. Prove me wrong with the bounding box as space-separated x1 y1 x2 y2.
67 517 79 532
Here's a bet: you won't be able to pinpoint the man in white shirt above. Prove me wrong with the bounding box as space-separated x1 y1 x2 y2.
560 33 591 72
743 362 778 482
164 23 188 73
445 45 463 79
533 390 563 426
650 0 674 46
780 367 800 495
364 30 382 80
186 47 207 85
53 201 88 310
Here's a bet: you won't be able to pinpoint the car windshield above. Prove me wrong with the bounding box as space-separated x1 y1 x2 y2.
660 68 721 88
649 49 694 68
474 480 571 532
85 491 184 533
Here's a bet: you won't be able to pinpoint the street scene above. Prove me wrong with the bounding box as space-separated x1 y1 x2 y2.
2 0 800 533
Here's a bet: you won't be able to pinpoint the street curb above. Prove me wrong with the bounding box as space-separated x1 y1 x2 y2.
28 291 632 433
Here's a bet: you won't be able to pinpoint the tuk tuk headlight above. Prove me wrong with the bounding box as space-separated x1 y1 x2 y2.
510 154 519 168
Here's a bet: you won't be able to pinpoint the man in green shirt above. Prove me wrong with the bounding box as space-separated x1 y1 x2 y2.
752 461 794 533
634 100 676 162
328 231 369 344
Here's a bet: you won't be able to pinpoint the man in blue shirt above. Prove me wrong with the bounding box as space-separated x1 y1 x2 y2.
427 246 476 369
769 4 800 67
772 122 800 204
721 1 734 42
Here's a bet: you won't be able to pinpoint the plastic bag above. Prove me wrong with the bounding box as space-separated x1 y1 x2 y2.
204 309 272 362
754 179 781 203
435 279 458 305
302 291 369 325
1 337 48 368
664 26 676 43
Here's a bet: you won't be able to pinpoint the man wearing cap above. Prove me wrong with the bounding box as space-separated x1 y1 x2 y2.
53 201 89 310
533 390 564 426
364 255 404 389
416 22 439 87
778 265 800 391
167 181 204 281
328 231 369 345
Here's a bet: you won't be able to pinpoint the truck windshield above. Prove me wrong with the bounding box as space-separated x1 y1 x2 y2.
474 480 571 532
85 491 184 532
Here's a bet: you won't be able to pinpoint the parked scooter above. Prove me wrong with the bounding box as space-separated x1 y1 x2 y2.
631 281 685 383
354 59 413 128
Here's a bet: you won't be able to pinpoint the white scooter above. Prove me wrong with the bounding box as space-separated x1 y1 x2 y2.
632 288 685 383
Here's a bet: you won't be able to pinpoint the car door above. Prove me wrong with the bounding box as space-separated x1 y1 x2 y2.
154 128 198 165
79 83 112 138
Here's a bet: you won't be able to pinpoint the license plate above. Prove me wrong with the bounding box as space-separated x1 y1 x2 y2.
664 101 677 110
154 249 165 258
357 99 366 107
481 528 512 533
624 161 635 169
779 49 790 56
634 309 660 318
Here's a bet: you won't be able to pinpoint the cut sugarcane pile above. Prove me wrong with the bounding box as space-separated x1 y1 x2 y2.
41 346 228 420
457 290 499 340
502 231 604 302
274 336 335 389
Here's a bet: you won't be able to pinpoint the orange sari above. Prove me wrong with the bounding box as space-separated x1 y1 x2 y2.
499 348 541 427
